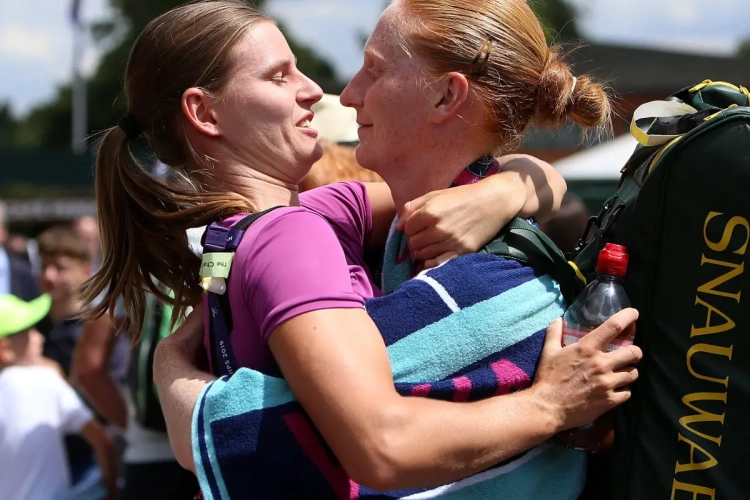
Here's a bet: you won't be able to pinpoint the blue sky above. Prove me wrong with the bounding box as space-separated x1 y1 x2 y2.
1 0 748 115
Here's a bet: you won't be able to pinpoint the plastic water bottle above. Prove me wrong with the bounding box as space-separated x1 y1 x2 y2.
562 243 633 351
552 243 633 452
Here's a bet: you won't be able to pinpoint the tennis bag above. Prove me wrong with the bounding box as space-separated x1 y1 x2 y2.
127 291 174 432
574 80 750 500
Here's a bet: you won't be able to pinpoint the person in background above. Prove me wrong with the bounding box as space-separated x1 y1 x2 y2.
36 225 129 491
299 140 382 192
5 233 41 286
0 200 42 302
540 194 590 254
6 233 29 261
37 225 131 388
73 233 203 500
0 294 118 500
119 291 201 499
37 226 103 376
73 215 103 274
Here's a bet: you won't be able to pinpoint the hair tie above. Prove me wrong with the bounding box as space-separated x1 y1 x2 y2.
570 76 578 97
118 113 143 140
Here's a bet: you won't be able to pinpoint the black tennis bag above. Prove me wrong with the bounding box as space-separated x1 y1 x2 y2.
127 292 173 432
574 80 750 500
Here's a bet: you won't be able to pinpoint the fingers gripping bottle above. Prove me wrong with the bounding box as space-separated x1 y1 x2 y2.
552 243 634 452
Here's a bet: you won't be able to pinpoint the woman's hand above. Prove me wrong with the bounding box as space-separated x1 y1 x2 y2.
398 182 516 268
163 303 207 367
398 154 566 268
531 308 643 431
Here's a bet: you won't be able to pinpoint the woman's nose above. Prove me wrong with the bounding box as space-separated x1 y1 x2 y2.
340 71 365 110
299 73 324 107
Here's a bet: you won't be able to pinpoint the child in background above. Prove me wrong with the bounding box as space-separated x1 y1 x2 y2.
37 225 128 382
0 294 118 500
37 225 130 488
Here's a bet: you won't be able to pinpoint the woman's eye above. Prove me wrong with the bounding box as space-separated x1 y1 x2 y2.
366 64 381 79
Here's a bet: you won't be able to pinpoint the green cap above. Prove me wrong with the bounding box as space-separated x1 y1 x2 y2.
0 294 52 339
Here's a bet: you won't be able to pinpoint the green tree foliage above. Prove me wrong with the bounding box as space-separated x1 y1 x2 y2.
528 0 581 42
0 103 16 148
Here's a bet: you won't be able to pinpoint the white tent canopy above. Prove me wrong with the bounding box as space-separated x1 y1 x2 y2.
311 94 359 143
553 134 639 181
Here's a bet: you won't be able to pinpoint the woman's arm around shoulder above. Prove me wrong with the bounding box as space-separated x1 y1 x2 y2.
268 306 641 491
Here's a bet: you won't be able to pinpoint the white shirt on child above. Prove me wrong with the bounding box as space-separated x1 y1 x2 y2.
0 365 93 500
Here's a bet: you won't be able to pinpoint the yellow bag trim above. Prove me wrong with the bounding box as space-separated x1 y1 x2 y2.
648 136 683 174
689 80 750 97
630 101 697 146
568 261 587 286
704 104 739 122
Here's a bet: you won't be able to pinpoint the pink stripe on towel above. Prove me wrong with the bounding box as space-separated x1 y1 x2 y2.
491 359 531 396
283 412 358 499
411 383 432 397
452 376 472 402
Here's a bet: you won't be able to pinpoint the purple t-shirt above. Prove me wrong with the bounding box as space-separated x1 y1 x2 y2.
203 182 381 373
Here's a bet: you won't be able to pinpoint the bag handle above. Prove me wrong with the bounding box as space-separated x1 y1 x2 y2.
482 218 585 303
689 79 750 98
630 100 698 146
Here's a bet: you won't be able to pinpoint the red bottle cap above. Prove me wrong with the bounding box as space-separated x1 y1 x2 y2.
596 243 629 278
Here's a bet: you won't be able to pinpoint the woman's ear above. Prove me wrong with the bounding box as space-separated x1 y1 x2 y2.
181 88 221 137
429 72 470 124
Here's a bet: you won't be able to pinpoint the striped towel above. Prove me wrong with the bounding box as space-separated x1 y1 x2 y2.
382 155 500 294
192 252 586 499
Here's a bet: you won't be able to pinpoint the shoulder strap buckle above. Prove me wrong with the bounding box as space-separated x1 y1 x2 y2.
204 223 232 252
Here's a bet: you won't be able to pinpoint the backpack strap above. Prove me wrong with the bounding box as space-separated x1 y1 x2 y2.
202 206 284 377
202 206 284 253
480 218 585 304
